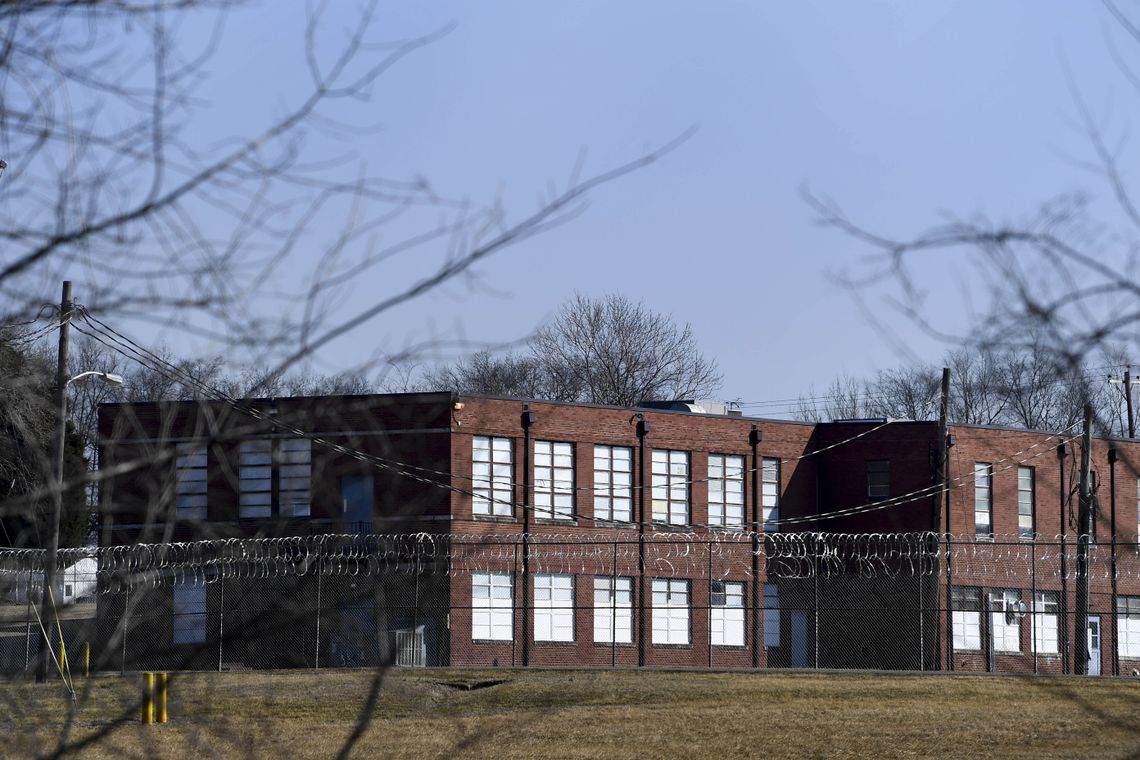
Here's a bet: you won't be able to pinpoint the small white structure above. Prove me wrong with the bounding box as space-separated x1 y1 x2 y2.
8 557 98 605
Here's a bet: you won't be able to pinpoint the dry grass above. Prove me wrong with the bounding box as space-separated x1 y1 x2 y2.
4 668 1140 758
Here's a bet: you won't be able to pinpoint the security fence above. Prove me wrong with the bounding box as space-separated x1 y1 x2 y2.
1 532 1138 677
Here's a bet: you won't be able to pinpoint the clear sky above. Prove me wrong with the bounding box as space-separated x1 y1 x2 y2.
105 2 1138 415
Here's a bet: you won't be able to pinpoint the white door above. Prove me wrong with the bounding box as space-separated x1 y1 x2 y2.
791 610 809 668
1087 617 1101 676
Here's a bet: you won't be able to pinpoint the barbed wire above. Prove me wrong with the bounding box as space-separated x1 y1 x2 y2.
4 532 1140 590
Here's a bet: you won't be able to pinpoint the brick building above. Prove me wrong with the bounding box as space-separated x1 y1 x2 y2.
95 392 1140 674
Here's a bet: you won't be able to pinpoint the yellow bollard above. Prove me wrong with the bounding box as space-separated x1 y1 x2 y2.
58 635 67 675
83 642 90 678
156 672 168 724
141 672 154 724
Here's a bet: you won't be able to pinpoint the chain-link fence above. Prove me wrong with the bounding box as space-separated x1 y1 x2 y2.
1 532 1136 677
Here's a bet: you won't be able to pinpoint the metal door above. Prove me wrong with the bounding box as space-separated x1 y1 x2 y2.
340 476 373 533
1087 616 1101 676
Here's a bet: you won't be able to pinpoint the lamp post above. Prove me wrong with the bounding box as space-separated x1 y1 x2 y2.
37 280 123 682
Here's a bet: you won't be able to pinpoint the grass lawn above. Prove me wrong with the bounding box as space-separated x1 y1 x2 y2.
4 668 1140 758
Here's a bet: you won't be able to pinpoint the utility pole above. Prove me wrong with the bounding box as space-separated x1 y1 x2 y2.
1108 368 1136 439
934 368 949 671
1074 403 1093 676
38 280 72 683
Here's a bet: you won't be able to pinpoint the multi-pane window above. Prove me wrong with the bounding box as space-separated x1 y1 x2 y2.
651 450 690 526
593 445 633 523
951 586 982 650
710 580 745 646
471 571 513 641
278 438 311 518
174 446 208 520
974 463 993 538
763 583 780 647
473 436 513 517
762 458 780 532
534 441 574 520
866 460 890 501
990 589 1022 653
172 584 207 644
594 576 633 644
1018 466 1035 540
1118 596 1140 658
1033 591 1059 655
534 573 574 642
652 578 690 645
239 440 273 518
708 455 745 529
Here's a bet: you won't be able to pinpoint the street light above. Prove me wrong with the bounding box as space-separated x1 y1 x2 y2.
37 365 122 682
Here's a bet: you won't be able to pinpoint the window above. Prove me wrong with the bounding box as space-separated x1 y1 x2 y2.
652 578 690 645
1018 466 1035 540
974 463 993 538
593 445 633 523
1033 591 1059 655
471 571 513 641
534 441 574 520
763 583 780 647
951 586 982 650
239 440 273 518
990 589 1022 653
238 438 311 519
651 450 690 526
762 458 780 532
594 576 633 644
1118 596 1140 658
175 445 207 520
172 584 207 644
533 573 574 642
708 455 745 529
473 436 513 517
278 438 311 518
866 460 890 501
710 580 745 646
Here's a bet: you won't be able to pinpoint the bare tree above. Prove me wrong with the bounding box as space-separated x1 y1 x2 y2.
426 294 722 406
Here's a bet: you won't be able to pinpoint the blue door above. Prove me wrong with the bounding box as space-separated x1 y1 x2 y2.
341 476 373 533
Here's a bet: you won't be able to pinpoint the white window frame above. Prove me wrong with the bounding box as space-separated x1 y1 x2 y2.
1018 466 1035 541
172 584 207 645
990 589 1022 653
175 445 208 520
593 445 633 523
593 576 633 644
1032 590 1058 655
1118 596 1140 658
473 436 513 517
278 438 311 518
471 571 513 641
974 463 993 538
708 454 745 529
652 578 690 646
763 583 780 647
238 439 273 519
533 573 575 643
710 580 745 647
534 441 574 520
866 460 889 501
762 458 780 532
952 586 982 651
651 450 690 526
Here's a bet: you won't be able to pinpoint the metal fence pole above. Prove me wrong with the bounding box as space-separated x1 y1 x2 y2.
23 575 32 673
918 567 924 672
707 541 713 669
611 539 617 669
121 586 129 675
1031 538 1037 674
314 556 322 670
218 579 225 673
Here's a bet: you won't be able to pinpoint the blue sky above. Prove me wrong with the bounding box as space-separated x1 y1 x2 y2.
123 2 1135 414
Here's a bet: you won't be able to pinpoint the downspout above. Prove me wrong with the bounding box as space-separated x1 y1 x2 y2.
1110 447 1119 676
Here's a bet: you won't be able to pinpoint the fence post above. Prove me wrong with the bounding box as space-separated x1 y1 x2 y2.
218 578 225 673
23 575 32 673
314 556 322 670
121 586 129 676
1031 538 1037 674
945 532 954 672
707 541 713 669
918 564 924 672
611 539 618 668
